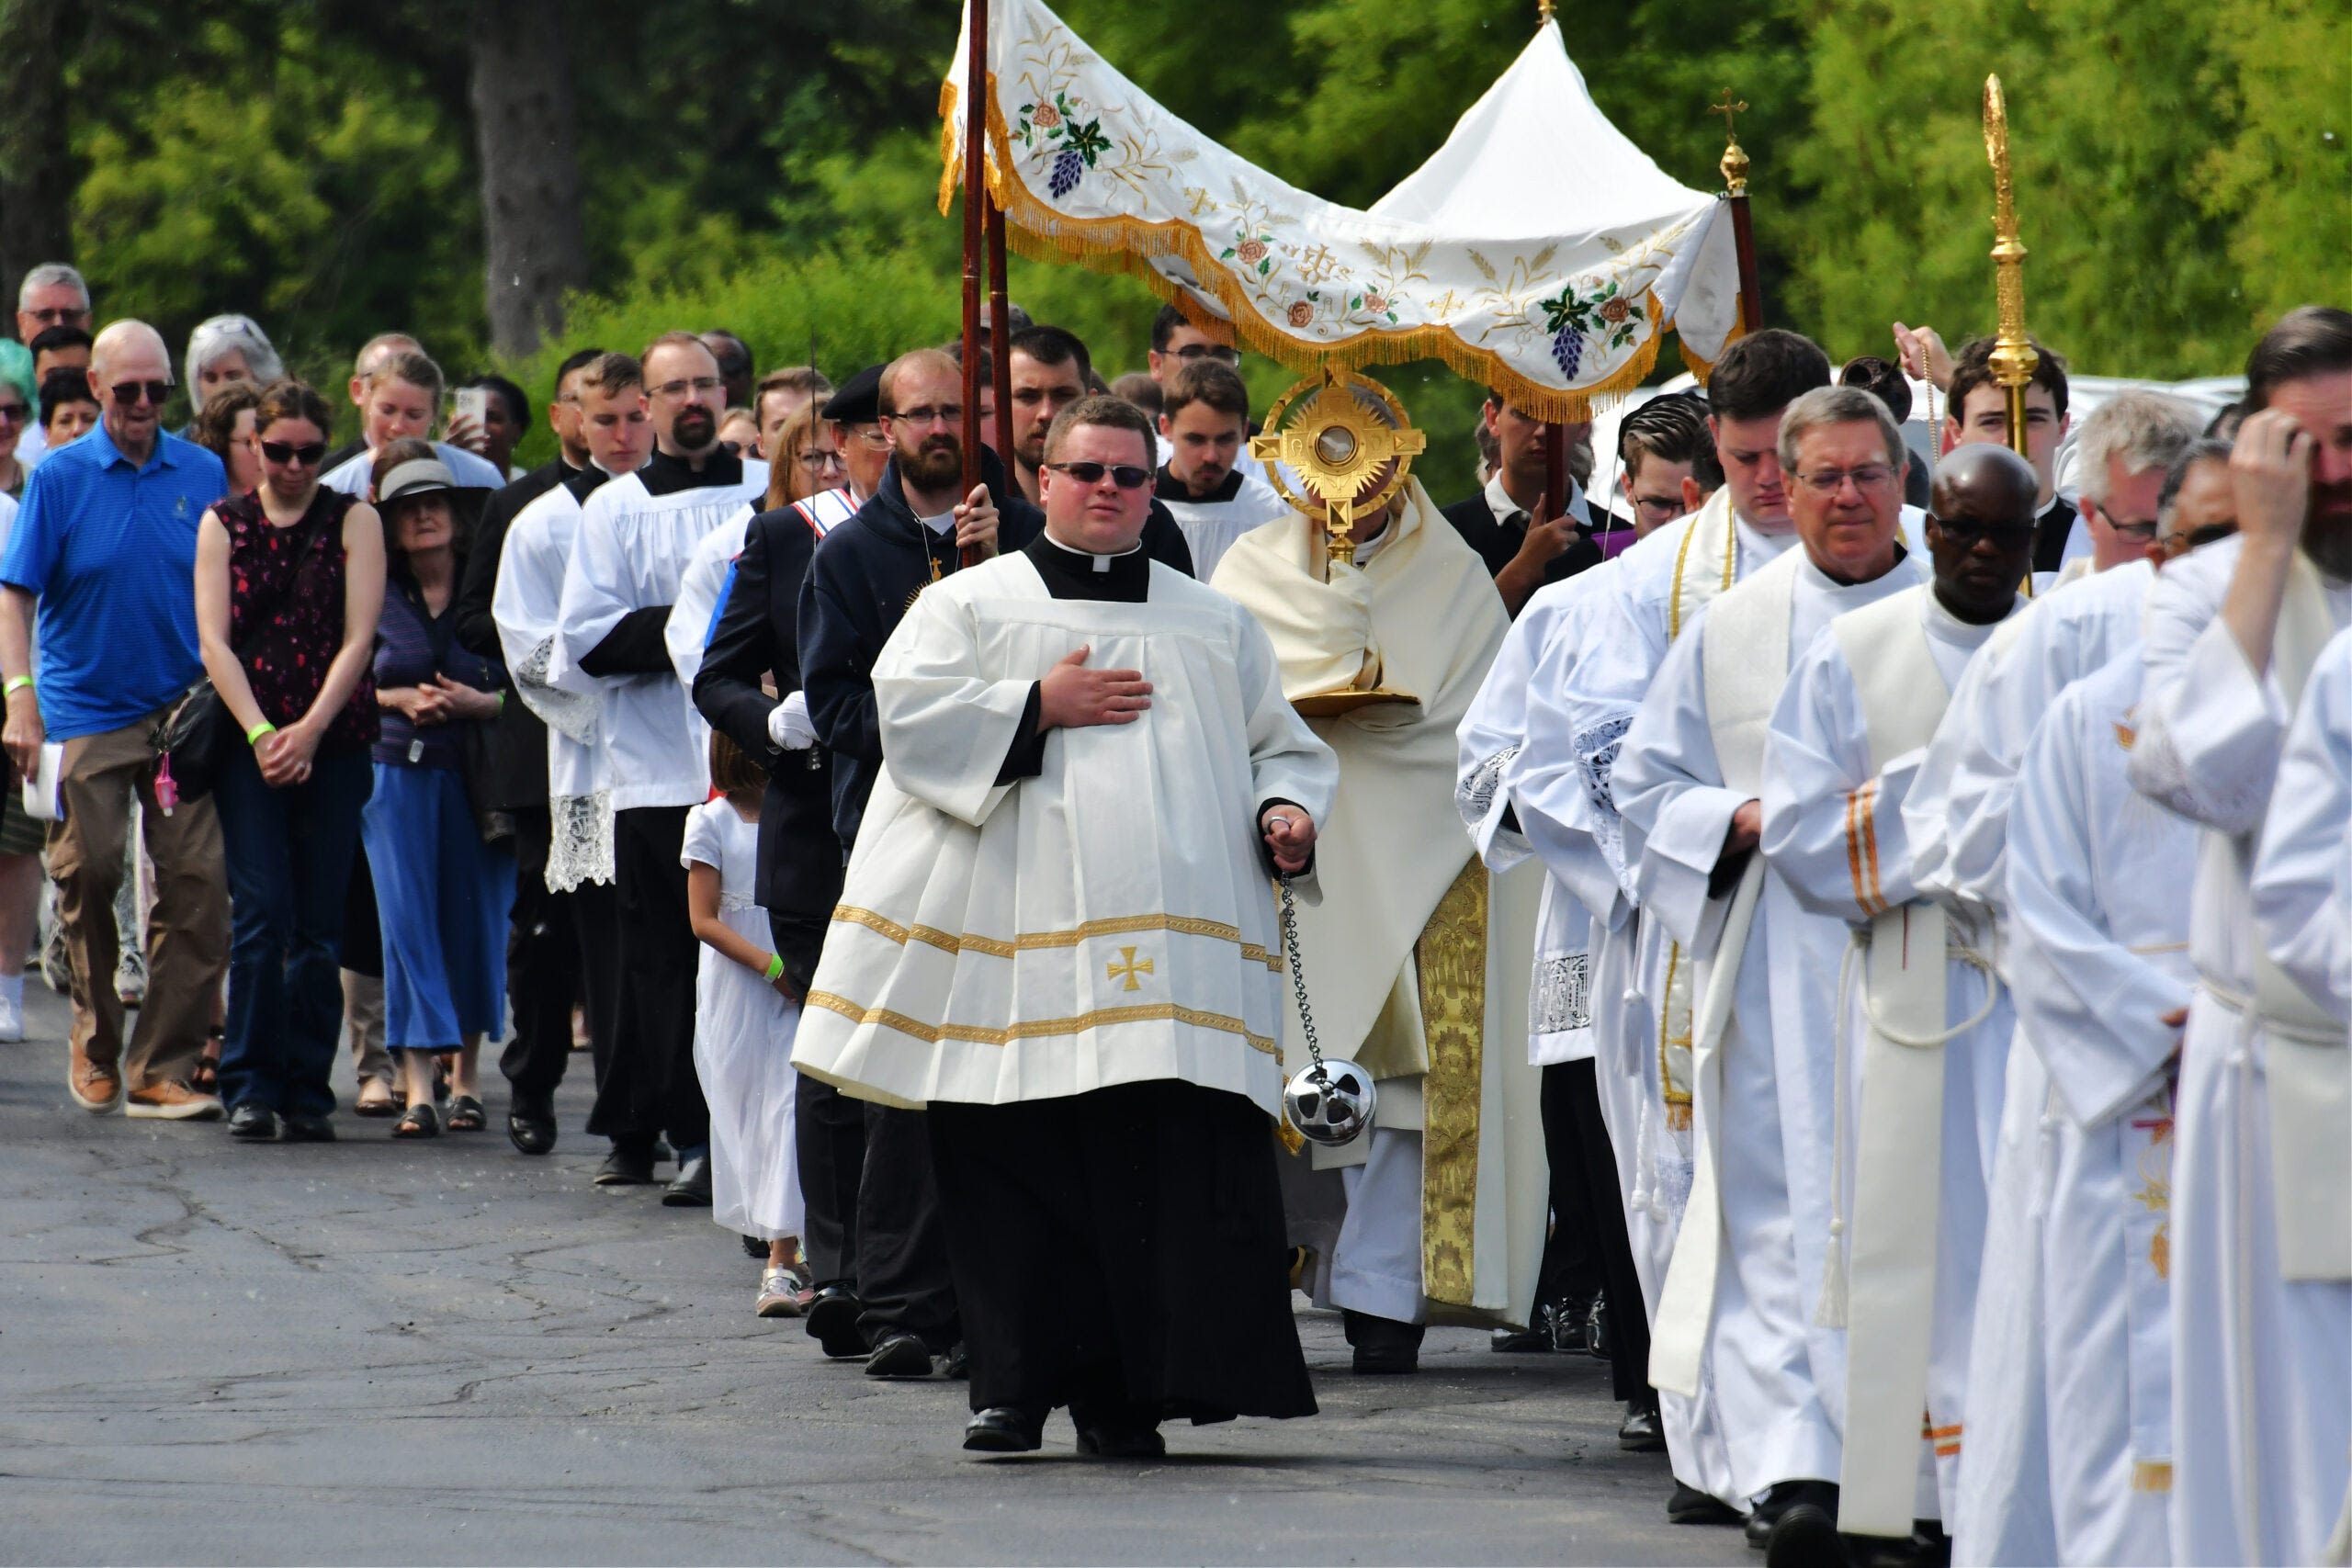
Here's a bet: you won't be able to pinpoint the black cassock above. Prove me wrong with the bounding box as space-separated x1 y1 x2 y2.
925 534 1317 1427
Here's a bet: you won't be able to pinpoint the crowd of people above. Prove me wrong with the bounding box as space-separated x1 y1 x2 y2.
4 254 2345 1564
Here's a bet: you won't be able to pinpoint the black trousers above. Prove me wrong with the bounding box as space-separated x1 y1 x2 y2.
854 1103 959 1350
1538 1061 1610 1308
498 807 617 1103
586 806 707 1150
794 1072 866 1288
1551 1058 1651 1406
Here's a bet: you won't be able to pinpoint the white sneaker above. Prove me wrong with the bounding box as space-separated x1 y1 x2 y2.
0 992 20 1043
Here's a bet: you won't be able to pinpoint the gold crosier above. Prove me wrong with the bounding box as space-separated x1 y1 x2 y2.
1983 74 2038 462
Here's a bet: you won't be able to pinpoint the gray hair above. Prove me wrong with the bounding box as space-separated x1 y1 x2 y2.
2157 437 2235 536
2074 390 2201 506
183 314 286 412
17 263 88 311
1775 384 1904 474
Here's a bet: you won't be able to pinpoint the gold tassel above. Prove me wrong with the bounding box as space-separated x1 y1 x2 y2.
2132 1461 2174 1493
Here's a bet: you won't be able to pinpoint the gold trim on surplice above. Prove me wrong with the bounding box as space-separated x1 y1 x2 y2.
1418 858 1489 1308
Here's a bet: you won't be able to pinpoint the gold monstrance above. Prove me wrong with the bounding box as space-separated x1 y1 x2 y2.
1983 74 2038 462
1250 367 1427 716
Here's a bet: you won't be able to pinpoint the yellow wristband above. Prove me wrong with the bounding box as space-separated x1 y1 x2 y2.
245 721 277 746
763 953 786 982
3 675 30 697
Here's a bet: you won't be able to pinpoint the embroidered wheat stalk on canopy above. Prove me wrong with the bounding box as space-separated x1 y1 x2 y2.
940 0 1747 422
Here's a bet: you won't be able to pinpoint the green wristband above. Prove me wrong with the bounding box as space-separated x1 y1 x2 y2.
245 720 277 746
3 675 30 697
763 953 786 982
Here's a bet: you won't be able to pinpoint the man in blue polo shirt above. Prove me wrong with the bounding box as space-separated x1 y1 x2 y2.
0 320 231 1121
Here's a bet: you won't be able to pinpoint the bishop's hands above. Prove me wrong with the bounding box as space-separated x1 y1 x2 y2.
1259 805 1317 876
1038 645 1152 731
953 484 1000 557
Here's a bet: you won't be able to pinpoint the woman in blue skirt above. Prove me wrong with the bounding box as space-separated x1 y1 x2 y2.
362 439 514 1138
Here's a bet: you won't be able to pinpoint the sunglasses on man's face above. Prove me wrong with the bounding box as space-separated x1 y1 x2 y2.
1046 460 1152 490
0 402 27 425
260 439 328 467
110 380 174 408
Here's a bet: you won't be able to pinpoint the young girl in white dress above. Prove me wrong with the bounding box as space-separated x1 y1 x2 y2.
683 730 807 1316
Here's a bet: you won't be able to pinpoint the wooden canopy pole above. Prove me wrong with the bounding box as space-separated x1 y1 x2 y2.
988 200 1014 468
1713 90 1765 333
957 0 989 566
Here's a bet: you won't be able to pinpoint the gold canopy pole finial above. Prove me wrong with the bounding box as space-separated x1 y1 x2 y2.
1536 0 1555 24
1711 89 1766 334
1983 73 2038 461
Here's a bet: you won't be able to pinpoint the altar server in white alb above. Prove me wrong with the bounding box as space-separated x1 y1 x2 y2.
2130 306 2352 1568
1153 360 1289 584
790 395 1336 1460
1759 444 2037 1555
1547 331 1840 1531
1906 391 2201 1567
552 332 768 1198
1214 396 1546 1381
1615 386 1928 1561
492 352 650 1095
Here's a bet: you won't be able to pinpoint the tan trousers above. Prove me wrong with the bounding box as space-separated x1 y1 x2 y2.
47 713 229 1089
342 969 391 1088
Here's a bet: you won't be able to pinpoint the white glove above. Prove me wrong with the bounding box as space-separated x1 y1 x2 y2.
767 689 818 751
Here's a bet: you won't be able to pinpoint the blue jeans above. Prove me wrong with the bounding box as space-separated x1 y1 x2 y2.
214 746 372 1117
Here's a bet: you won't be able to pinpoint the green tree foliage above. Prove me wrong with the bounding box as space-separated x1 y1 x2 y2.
46 0 2344 465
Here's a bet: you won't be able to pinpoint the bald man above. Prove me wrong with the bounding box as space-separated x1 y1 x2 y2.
1757 441 2033 1553
0 321 231 1121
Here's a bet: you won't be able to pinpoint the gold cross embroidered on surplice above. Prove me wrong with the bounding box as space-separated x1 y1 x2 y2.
1107 947 1154 991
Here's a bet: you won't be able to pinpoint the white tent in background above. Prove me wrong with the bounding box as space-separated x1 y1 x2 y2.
944 0 1743 420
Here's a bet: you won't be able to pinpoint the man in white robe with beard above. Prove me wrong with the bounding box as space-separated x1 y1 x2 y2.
1759 444 2038 1560
1616 387 1928 1562
2130 306 2352 1568
1909 392 2202 1566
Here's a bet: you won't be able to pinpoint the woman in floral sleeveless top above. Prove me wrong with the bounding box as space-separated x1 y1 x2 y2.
192 379 386 1144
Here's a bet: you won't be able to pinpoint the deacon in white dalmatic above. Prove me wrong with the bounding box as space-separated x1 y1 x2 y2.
791 394 1336 1459
1614 386 1927 1555
1758 443 2037 1551
2129 307 2352 1568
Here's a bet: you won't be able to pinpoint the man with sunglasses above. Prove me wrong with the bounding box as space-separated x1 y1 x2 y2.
1755 442 2036 1562
791 391 1335 1457
0 320 230 1122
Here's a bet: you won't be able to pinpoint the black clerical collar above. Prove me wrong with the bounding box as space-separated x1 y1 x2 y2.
2031 494 2075 574
1155 464 1245 504
1024 530 1151 602
563 464 619 503
641 445 745 496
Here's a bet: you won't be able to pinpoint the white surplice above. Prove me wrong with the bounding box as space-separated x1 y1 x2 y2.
1760 583 2019 1533
791 550 1337 1116
2130 536 2352 1568
2001 649 2196 1565
493 479 612 891
1159 475 1293 587
1614 547 1924 1502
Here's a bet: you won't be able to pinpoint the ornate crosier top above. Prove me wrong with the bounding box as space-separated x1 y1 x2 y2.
1983 73 2040 456
1712 90 1749 197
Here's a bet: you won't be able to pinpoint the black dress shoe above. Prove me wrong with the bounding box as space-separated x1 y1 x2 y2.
942 1340 970 1380
1762 1483 1845 1568
661 1154 712 1207
865 1329 933 1378
805 1287 867 1359
227 1102 279 1142
594 1144 656 1186
1844 1521 1948 1568
506 1093 556 1156
1490 1301 1556 1353
1668 1481 1743 1526
280 1112 336 1143
962 1406 1045 1452
1341 1309 1425 1374
1747 1480 1838 1551
1585 1291 1614 1359
1552 1292 1593 1353
1075 1420 1166 1459
1618 1402 1666 1451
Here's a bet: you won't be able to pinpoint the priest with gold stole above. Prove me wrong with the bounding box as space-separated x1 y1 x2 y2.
790 395 1338 1459
1212 376 1547 1373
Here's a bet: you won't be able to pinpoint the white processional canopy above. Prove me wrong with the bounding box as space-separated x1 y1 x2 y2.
941 0 1746 420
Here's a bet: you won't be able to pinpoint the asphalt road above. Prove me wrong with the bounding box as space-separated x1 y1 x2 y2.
0 983 1749 1566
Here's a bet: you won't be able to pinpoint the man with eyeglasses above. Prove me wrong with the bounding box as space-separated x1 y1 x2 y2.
1753 442 2035 1562
790 391 1335 1458
1145 303 1283 497
0 319 230 1122
490 352 650 1158
554 332 768 1203
1604 386 1929 1555
790 345 1027 1378
1613 392 1724 550
15 263 91 344
450 346 607 1155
